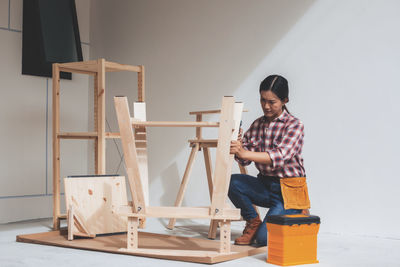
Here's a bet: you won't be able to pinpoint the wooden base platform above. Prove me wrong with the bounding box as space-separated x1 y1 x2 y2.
16 230 266 264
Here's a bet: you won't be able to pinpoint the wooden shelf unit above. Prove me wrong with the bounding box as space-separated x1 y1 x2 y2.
52 59 144 230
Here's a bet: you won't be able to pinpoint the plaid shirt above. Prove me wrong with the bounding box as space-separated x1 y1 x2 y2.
236 110 306 178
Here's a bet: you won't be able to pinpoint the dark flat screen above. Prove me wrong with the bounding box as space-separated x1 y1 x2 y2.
22 0 83 79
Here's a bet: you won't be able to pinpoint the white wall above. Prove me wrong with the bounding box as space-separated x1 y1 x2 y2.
90 0 400 239
0 0 92 223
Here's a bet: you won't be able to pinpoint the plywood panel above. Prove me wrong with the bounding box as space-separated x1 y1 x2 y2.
64 176 128 235
17 230 266 264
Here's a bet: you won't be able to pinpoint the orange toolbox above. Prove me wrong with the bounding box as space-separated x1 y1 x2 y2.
266 214 320 266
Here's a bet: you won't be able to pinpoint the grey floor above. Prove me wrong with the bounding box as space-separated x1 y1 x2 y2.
1 218 399 267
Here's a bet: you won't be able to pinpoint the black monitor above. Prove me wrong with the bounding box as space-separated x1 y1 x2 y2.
22 0 83 79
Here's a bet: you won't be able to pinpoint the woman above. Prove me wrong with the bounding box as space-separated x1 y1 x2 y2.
229 74 310 246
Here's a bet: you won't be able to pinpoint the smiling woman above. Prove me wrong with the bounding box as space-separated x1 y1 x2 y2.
229 75 310 246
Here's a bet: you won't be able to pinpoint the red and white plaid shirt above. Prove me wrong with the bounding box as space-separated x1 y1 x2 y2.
236 110 306 178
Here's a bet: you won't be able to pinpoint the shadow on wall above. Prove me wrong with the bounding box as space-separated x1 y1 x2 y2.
159 162 182 207
91 0 317 206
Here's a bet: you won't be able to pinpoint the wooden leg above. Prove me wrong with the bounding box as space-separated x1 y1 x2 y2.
219 220 231 253
206 145 219 239
208 220 219 239
52 64 61 230
127 217 139 251
67 205 74 241
203 147 213 200
167 144 199 230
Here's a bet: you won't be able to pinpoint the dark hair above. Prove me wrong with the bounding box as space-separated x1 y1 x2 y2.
259 74 289 113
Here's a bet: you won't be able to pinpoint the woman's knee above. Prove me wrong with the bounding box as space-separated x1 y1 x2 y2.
229 174 246 192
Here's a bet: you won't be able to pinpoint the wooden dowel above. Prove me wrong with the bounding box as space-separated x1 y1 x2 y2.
57 132 98 139
189 109 248 115
131 120 219 128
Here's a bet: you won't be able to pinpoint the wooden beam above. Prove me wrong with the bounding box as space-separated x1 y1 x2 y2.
127 217 139 251
105 61 141 72
138 65 145 102
57 132 97 139
114 97 146 214
210 98 243 216
118 206 241 220
105 132 121 138
94 74 99 173
219 221 231 253
189 109 248 115
58 67 96 76
97 59 106 174
189 109 222 115
52 63 61 230
58 60 98 73
131 121 219 128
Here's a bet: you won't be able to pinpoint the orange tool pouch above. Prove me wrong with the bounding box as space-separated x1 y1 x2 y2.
280 177 310 210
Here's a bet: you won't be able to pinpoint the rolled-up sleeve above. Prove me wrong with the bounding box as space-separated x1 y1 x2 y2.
266 121 304 171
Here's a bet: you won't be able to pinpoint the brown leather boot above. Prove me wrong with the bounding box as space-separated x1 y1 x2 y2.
234 216 262 245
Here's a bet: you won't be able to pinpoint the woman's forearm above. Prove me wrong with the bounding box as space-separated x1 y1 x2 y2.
238 150 272 165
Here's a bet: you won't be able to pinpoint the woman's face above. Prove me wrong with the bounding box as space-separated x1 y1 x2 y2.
260 90 287 121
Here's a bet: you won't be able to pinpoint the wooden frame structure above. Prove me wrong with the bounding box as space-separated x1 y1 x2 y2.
166 109 251 239
52 59 145 230
114 95 244 255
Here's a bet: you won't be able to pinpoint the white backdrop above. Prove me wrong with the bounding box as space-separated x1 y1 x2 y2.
90 0 400 238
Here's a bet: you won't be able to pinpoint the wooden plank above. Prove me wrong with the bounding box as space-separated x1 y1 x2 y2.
58 214 67 220
64 176 128 235
131 121 219 128
114 97 146 214
72 208 96 238
94 74 99 173
57 132 97 139
138 65 145 102
105 61 141 72
189 109 248 115
167 143 200 229
203 147 213 200
118 206 240 220
16 231 266 264
189 139 218 147
196 114 202 139
105 132 121 138
58 67 96 76
58 60 98 73
52 63 61 230
67 205 74 241
97 59 106 174
219 221 231 253
127 217 139 250
210 98 243 216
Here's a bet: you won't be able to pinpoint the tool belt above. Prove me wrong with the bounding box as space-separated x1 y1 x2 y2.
280 177 310 210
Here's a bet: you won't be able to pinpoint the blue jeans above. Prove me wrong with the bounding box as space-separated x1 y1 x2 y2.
228 173 302 246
